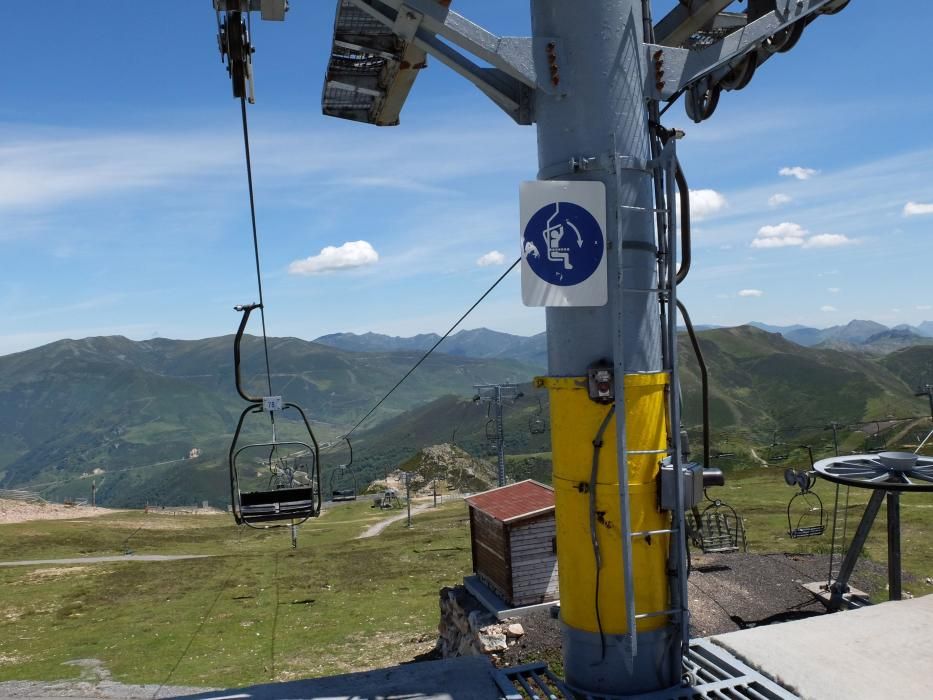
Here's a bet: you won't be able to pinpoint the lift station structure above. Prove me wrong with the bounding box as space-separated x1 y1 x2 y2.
215 0 851 696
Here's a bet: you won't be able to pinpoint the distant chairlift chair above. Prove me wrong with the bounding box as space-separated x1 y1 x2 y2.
228 303 322 534
784 468 826 538
528 397 547 435
329 437 358 502
690 468 748 554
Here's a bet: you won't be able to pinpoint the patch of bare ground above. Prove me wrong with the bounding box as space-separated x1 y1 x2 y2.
279 631 437 681
0 499 122 525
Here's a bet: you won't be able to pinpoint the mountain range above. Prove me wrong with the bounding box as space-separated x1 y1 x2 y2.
748 319 933 353
315 327 547 367
321 320 933 360
0 324 931 508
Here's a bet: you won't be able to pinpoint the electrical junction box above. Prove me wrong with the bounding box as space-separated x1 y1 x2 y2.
659 461 704 511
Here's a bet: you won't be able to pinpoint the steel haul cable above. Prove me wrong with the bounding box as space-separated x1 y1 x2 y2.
237 93 280 470
153 567 235 698
238 96 274 399
341 257 521 439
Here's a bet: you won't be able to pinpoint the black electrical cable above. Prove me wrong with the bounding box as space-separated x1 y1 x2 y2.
589 404 616 662
343 257 521 438
677 299 709 468
238 94 274 399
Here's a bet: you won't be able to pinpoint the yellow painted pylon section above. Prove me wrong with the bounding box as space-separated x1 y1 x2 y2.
536 373 670 634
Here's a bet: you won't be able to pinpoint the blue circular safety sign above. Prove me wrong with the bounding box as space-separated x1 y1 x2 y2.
522 201 604 286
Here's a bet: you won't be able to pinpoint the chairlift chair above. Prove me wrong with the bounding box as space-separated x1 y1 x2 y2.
528 397 547 435
484 412 497 442
328 437 357 502
228 303 322 529
691 491 747 554
233 441 318 524
784 468 826 538
767 441 789 462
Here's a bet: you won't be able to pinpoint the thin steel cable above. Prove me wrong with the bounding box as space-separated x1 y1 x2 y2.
153 567 235 698
343 257 521 438
239 94 274 398
270 550 280 679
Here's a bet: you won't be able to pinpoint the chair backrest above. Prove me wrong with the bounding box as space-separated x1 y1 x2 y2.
697 502 746 554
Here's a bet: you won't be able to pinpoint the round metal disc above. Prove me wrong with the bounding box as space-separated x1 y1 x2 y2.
813 453 933 491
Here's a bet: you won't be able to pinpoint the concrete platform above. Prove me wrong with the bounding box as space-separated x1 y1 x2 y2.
711 593 933 700
463 574 558 620
180 655 503 700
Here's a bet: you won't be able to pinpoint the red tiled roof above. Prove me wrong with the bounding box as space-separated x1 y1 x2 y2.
465 480 555 523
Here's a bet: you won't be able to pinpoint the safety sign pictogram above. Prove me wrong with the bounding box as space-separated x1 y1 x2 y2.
519 180 607 307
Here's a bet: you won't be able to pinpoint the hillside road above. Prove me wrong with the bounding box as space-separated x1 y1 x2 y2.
0 554 211 567
357 503 434 539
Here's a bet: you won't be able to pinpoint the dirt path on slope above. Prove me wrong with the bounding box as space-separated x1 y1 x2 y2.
356 503 434 539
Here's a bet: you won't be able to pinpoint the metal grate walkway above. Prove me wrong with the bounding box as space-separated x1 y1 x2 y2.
493 639 799 700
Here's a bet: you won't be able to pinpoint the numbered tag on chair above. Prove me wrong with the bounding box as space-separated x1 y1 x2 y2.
263 396 283 412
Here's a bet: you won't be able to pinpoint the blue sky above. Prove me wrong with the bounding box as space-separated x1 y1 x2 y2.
1 2 931 356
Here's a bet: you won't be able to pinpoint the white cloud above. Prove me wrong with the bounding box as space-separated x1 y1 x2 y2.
828 287 841 294
738 289 764 297
752 223 857 250
821 305 837 312
903 201 933 217
686 189 727 220
0 130 239 212
757 222 807 238
779 166 819 180
288 240 379 275
476 250 506 267
802 233 855 249
325 175 450 195
752 221 806 248
751 237 805 248
768 193 792 207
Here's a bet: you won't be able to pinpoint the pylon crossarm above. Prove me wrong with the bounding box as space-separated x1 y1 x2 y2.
213 0 286 21
646 0 845 116
344 0 538 124
654 0 735 47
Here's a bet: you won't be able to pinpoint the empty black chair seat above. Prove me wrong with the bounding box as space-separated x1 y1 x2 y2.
240 486 315 523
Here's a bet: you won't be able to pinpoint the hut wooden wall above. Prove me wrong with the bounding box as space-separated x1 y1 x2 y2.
470 507 512 601
508 515 558 605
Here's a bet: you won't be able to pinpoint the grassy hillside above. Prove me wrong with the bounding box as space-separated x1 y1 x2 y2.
2 326 931 508
1 479 932 689
0 335 540 505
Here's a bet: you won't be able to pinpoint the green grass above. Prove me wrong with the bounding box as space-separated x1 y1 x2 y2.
2 472 933 689
0 500 471 687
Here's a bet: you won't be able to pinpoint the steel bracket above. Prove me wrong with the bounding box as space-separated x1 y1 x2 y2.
645 0 838 101
347 0 541 124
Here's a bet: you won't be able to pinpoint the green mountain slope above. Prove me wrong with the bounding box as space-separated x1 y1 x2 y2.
1 326 929 508
0 334 541 505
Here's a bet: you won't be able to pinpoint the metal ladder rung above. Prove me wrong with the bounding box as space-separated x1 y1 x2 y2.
619 204 669 213
631 527 678 537
627 448 672 455
635 608 682 620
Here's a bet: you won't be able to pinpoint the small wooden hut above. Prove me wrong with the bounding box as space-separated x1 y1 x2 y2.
465 480 558 607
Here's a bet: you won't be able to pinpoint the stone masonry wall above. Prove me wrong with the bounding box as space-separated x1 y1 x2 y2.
436 585 525 660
